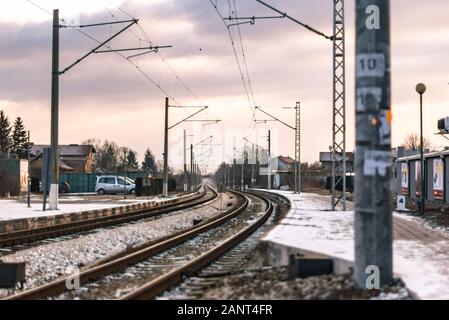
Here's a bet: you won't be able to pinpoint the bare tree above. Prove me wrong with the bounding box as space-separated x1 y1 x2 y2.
402 133 432 151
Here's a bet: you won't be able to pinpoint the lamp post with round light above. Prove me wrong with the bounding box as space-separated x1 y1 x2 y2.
416 83 426 215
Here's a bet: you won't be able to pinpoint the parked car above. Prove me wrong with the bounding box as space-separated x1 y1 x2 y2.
95 176 136 195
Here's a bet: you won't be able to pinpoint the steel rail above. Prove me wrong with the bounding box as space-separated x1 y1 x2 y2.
0 188 214 248
4 189 248 300
120 190 273 300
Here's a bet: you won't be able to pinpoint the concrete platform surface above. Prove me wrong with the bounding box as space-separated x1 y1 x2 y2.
0 192 192 221
261 190 449 300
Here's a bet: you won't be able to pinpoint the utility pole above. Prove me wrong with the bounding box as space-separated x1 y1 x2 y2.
355 0 393 288
123 149 127 199
332 0 347 211
162 99 212 196
267 130 271 190
227 164 231 188
251 143 255 188
183 129 188 192
163 97 169 197
232 158 236 189
27 131 31 208
45 11 167 208
190 144 194 191
295 102 301 194
49 9 59 210
241 149 245 191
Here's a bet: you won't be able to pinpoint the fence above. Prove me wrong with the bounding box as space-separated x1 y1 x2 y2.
59 173 97 193
58 172 152 193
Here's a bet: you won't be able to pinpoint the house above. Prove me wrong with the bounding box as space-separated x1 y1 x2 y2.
31 144 96 174
259 156 296 190
319 152 354 174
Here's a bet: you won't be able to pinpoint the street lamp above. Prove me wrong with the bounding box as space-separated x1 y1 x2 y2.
416 83 427 215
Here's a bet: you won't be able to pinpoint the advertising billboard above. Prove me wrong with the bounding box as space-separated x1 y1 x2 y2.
433 159 444 200
401 163 409 195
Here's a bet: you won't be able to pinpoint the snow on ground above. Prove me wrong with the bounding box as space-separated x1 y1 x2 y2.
0 192 233 297
262 190 449 300
0 193 192 221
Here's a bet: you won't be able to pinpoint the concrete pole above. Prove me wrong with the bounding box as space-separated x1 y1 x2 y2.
251 143 255 188
241 152 244 192
267 130 271 190
27 130 31 208
355 0 393 288
232 158 236 189
190 144 194 191
227 164 231 188
123 149 127 199
49 9 59 210
183 129 187 192
163 97 169 197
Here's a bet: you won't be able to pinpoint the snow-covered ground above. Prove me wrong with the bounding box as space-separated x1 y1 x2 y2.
262 190 449 300
0 192 232 297
0 193 191 221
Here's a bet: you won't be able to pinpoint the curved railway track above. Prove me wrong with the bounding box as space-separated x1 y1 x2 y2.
0 187 216 248
4 189 274 300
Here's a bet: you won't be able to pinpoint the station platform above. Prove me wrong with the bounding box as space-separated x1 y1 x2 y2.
0 191 197 233
260 190 449 300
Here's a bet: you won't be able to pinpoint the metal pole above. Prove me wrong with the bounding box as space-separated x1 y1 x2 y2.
332 0 347 211
49 9 59 210
27 131 31 208
295 102 301 193
123 150 127 199
227 164 231 188
241 150 244 191
419 91 425 215
163 97 169 197
267 130 271 190
183 129 187 192
251 143 255 188
233 158 236 189
190 144 194 191
355 0 393 288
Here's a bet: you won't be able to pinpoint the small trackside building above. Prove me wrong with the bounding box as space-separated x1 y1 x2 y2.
395 149 449 203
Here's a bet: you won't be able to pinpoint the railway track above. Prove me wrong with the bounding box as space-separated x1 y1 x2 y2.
4 189 274 300
0 187 216 248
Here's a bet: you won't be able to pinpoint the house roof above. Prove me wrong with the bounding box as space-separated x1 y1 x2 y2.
277 156 295 164
30 152 74 171
31 144 96 157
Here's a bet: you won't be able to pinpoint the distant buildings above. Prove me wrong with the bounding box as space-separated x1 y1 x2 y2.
319 152 354 174
30 144 96 174
259 156 296 190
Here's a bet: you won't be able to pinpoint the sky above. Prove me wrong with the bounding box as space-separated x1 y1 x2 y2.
1 0 449 173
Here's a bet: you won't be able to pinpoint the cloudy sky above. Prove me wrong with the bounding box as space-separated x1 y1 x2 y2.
1 0 449 172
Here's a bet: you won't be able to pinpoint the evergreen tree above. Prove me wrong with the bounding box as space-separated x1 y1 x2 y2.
0 110 12 153
126 149 139 169
11 117 28 154
141 148 158 176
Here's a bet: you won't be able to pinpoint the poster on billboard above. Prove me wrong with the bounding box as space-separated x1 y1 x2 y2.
401 163 409 195
433 159 444 199
415 161 421 197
